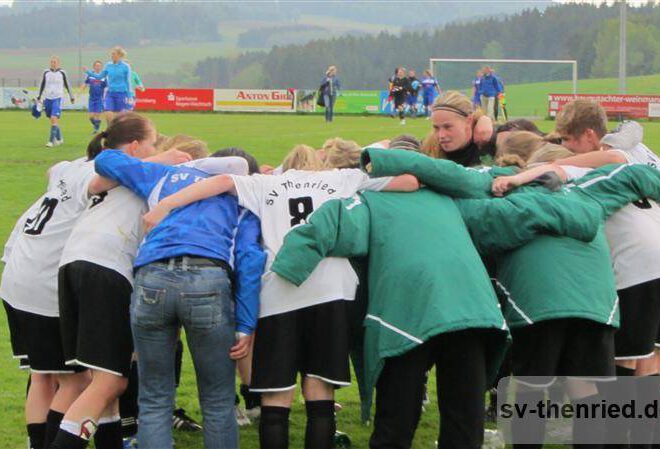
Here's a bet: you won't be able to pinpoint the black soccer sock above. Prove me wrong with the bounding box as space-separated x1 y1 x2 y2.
94 419 122 449
511 390 545 449
241 383 261 410
45 410 65 448
119 360 138 438
26 422 46 449
259 406 290 449
599 366 637 448
49 429 88 449
174 338 183 388
304 400 335 449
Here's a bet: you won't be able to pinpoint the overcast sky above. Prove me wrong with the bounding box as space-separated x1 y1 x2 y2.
0 0 657 8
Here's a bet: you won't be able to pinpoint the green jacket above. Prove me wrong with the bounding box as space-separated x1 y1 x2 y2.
271 187 602 417
365 150 660 329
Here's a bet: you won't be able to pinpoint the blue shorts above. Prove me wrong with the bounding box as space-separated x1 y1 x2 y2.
88 97 104 113
43 98 62 118
423 92 435 107
406 94 417 106
126 96 136 111
104 91 128 113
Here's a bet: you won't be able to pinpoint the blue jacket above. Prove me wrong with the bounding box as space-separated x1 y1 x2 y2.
479 73 503 97
95 150 266 334
86 61 131 93
320 76 340 96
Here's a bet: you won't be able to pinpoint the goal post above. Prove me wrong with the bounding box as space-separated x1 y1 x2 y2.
429 58 578 118
430 58 578 94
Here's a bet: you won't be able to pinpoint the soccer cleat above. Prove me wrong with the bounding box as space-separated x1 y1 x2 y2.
400 119 406 125
45 141 54 148
235 405 251 426
334 431 352 448
55 139 64 146
172 407 202 432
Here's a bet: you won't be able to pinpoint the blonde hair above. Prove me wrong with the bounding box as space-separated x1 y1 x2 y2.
282 145 323 171
555 100 608 139
496 131 546 163
322 137 362 169
111 46 127 59
433 90 483 121
527 143 574 166
326 65 337 76
156 134 209 160
50 55 60 63
420 131 443 159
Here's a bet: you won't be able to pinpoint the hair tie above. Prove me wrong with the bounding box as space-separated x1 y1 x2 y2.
100 131 108 138
431 104 470 117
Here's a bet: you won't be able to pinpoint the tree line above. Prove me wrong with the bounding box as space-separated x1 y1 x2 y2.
195 3 660 90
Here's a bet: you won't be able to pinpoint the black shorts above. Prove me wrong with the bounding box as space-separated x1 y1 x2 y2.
511 318 616 387
393 94 406 109
250 300 351 392
3 300 29 368
615 278 660 360
59 261 133 377
2 300 86 373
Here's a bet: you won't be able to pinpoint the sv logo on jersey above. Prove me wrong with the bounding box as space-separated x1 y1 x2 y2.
170 173 205 184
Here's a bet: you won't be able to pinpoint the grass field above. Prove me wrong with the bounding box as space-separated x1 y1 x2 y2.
1 110 659 449
500 74 660 118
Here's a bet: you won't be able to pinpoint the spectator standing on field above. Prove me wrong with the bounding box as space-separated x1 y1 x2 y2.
479 66 503 121
320 66 340 123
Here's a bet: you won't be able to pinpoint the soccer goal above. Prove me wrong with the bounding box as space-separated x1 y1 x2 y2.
429 58 578 118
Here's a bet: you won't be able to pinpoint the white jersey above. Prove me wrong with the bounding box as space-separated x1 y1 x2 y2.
0 159 94 316
39 69 71 100
605 145 660 289
59 187 146 284
232 169 391 318
58 156 250 285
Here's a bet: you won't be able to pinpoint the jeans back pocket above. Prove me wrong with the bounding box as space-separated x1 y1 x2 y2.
132 286 166 328
181 292 222 331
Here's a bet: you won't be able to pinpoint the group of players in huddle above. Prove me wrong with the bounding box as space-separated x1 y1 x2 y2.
3 89 660 449
35 47 144 148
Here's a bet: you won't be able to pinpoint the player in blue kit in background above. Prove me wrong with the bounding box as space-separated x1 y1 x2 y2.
420 69 440 118
37 56 75 148
406 70 420 117
85 46 131 122
80 60 106 134
127 68 145 111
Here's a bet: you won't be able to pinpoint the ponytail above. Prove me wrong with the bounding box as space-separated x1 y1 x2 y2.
86 112 153 160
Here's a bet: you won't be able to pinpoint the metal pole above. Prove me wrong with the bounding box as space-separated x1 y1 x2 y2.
572 61 578 95
619 0 626 94
78 0 82 85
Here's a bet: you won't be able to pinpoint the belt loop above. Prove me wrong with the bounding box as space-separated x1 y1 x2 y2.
168 258 175 271
182 256 189 272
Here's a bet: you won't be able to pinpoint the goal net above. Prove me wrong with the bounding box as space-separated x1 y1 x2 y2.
430 58 577 119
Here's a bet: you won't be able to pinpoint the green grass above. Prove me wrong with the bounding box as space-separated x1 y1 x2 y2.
504 74 660 118
0 111 659 449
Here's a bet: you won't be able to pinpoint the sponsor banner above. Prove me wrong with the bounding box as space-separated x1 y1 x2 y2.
135 88 213 111
548 93 660 119
295 89 317 113
333 90 381 114
214 89 295 112
0 87 88 110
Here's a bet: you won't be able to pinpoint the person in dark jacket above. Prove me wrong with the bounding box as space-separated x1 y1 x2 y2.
320 66 340 123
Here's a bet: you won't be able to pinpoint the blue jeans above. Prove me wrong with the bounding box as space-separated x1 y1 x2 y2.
324 94 336 122
131 259 238 449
